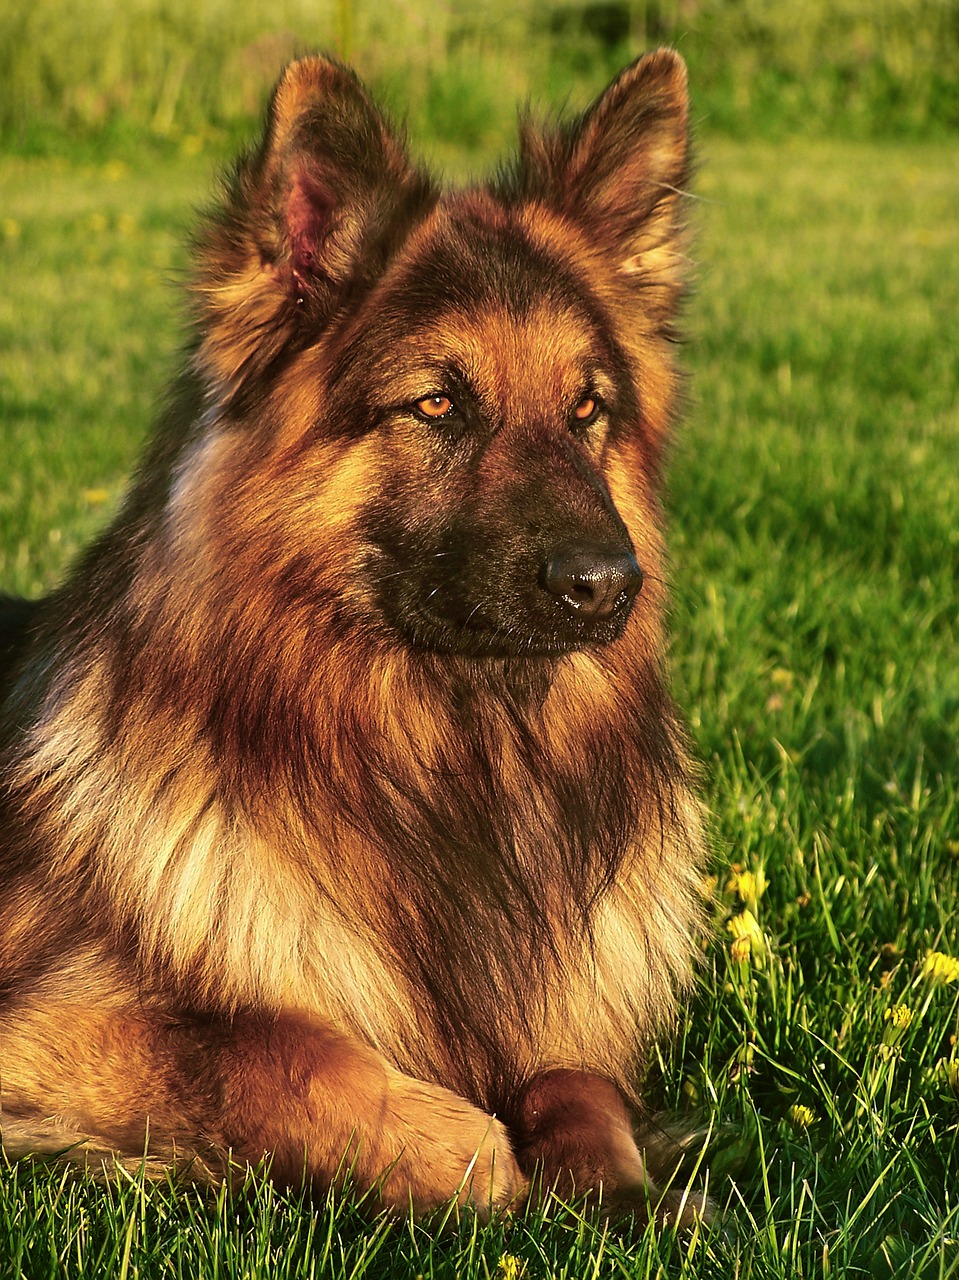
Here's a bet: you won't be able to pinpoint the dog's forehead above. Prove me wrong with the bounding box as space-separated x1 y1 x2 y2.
370 194 614 392
395 301 602 409
390 191 589 318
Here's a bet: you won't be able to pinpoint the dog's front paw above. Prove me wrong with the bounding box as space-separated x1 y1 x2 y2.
373 1070 526 1217
514 1068 711 1229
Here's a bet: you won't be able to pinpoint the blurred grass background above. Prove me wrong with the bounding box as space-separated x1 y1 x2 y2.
1 0 958 157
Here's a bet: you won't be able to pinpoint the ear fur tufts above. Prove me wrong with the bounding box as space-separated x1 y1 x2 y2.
190 54 433 397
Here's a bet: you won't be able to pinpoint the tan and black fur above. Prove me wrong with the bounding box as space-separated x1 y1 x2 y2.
0 51 706 1221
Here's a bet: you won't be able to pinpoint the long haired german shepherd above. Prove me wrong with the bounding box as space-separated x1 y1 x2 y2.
0 51 706 1223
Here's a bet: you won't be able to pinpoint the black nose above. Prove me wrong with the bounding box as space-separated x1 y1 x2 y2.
540 544 643 622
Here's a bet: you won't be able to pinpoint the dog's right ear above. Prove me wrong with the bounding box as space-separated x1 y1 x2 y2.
193 57 433 396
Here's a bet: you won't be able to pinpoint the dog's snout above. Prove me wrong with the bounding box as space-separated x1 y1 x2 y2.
540 544 643 622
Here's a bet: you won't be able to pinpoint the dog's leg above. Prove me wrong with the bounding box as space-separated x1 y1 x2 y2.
1 1006 524 1215
206 1012 525 1215
513 1068 704 1227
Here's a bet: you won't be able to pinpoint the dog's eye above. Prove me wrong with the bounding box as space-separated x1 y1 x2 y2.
414 395 455 420
572 395 601 426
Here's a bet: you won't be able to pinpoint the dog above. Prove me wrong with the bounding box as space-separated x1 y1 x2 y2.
0 49 706 1223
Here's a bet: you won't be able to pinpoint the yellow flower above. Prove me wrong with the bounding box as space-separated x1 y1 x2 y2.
730 935 751 964
787 1104 815 1132
735 869 756 899
734 867 767 906
946 1061 959 1099
881 1003 915 1051
884 1004 913 1031
923 952 959 984
497 1256 526 1280
728 908 761 941
725 862 743 892
729 907 766 952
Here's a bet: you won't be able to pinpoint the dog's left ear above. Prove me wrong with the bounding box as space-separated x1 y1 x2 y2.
513 50 689 324
193 56 433 395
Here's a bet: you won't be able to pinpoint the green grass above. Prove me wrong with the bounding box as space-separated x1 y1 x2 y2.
2 128 959 1276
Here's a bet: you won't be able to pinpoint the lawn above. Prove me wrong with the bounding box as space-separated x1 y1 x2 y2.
1 127 958 1276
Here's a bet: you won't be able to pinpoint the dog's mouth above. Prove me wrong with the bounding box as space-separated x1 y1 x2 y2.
375 543 643 659
402 609 636 658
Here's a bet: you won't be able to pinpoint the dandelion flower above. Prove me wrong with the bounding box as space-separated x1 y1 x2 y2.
884 1004 913 1031
787 1104 815 1132
497 1256 526 1280
727 909 766 968
881 1003 915 1052
946 1061 959 1099
923 952 959 984
730 936 751 964
727 931 752 962
727 909 761 942
732 867 767 909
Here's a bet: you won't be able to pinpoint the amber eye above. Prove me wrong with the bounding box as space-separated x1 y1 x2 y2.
572 395 601 425
414 395 454 419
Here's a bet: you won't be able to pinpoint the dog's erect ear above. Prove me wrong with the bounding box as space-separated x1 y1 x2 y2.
513 49 689 324
193 57 433 395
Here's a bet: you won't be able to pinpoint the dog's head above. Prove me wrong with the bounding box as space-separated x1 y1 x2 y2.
183 54 689 660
